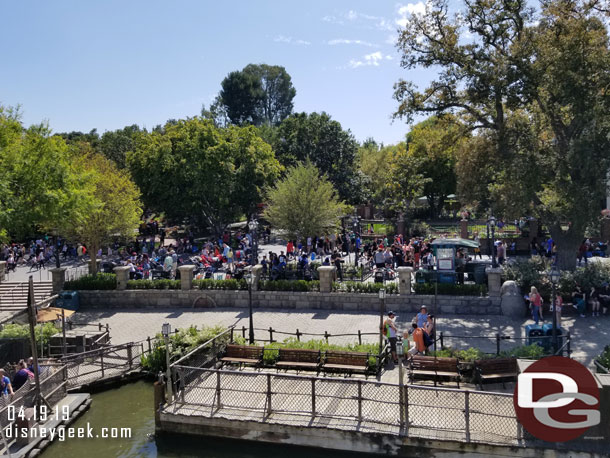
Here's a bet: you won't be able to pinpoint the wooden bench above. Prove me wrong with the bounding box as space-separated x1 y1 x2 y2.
219 344 263 368
276 349 320 372
408 356 460 387
322 351 369 376
474 358 518 389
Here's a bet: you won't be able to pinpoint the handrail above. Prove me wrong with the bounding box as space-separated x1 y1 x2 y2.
170 327 234 368
172 365 514 397
58 341 137 361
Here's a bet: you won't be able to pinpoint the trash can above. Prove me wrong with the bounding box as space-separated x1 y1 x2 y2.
542 324 565 352
525 324 545 347
473 264 487 285
56 291 79 311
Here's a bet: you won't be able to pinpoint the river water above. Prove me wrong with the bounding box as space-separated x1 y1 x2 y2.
43 381 378 458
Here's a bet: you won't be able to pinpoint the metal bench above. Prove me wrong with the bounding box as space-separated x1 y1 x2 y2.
219 344 263 369
322 351 369 377
408 355 460 387
474 357 518 389
275 348 320 373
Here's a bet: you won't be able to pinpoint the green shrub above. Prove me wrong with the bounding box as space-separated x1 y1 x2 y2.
193 279 248 290
430 344 546 360
332 282 398 294
126 279 180 290
504 344 546 359
259 280 320 292
594 345 610 373
412 283 487 296
64 273 117 290
0 323 59 348
141 324 229 373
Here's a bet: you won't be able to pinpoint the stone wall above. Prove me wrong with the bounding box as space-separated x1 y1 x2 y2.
77 290 501 315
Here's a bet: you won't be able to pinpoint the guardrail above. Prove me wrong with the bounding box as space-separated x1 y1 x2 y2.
169 366 520 445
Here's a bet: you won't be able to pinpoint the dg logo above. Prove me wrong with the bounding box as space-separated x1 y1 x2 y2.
514 356 600 442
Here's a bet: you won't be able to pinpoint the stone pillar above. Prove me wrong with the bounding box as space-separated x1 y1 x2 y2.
50 267 67 294
602 218 610 242
178 265 195 290
486 267 503 297
397 267 413 295
251 264 263 291
460 219 469 239
88 259 102 275
0 261 5 282
113 266 131 291
318 266 336 293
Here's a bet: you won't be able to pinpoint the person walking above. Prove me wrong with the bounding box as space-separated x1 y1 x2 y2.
530 286 543 324
382 312 399 364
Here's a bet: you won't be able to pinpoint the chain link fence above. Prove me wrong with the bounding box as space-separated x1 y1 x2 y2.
170 366 519 444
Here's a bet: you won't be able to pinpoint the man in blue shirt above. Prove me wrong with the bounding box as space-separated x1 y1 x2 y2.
0 369 13 396
414 305 428 328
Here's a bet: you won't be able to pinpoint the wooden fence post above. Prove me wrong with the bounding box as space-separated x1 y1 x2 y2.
127 345 133 369
296 329 301 342
358 330 362 345
100 352 105 378
268 327 274 343
324 331 329 343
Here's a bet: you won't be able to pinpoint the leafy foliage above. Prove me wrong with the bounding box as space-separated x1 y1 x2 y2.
64 273 117 290
127 119 281 235
430 344 546 360
273 112 360 202
264 161 347 239
596 345 610 373
258 280 320 292
0 323 59 348
332 282 398 295
126 279 181 290
141 325 228 373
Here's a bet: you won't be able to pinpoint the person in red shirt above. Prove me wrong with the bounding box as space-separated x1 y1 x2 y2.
286 240 294 260
407 323 426 356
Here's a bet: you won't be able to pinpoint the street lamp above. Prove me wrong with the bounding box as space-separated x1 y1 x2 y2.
549 266 561 354
487 215 497 268
378 287 386 353
247 218 259 345
162 323 173 402
352 211 360 266
51 228 61 269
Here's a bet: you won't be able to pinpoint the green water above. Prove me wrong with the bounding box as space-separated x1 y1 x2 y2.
43 381 378 458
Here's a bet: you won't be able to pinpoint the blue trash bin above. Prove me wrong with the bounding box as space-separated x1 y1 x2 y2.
525 324 545 347
56 291 79 311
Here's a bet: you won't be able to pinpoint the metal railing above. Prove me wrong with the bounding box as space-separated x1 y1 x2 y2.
169 366 520 445
230 326 379 346
436 331 572 358
59 341 143 388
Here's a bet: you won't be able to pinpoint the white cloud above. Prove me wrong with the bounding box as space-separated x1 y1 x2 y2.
328 38 376 47
348 51 394 68
396 2 427 28
274 35 311 46
323 10 393 31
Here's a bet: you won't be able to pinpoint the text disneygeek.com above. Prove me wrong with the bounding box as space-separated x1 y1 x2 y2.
4 423 132 441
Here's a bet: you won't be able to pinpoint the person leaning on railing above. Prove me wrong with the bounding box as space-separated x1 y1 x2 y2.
0 370 14 398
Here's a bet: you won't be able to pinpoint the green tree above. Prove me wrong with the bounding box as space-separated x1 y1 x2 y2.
218 64 296 126
357 142 395 207
264 162 347 240
273 112 360 203
98 124 143 169
64 151 142 274
0 106 92 242
406 116 464 218
394 0 610 270
127 118 282 234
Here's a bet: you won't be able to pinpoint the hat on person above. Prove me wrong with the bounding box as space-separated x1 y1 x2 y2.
420 305 427 310
388 311 396 317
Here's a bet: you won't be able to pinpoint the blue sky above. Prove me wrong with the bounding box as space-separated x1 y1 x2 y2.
0 1 431 145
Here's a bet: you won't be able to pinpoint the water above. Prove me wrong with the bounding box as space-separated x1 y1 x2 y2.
43 381 379 458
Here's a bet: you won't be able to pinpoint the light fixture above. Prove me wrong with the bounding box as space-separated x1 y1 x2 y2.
488 215 496 228
550 267 560 284
248 219 258 231
162 322 171 338
560 221 570 232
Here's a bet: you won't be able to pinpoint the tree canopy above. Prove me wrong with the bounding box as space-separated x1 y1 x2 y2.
273 112 360 203
394 0 610 269
218 64 296 126
127 118 282 235
264 162 347 240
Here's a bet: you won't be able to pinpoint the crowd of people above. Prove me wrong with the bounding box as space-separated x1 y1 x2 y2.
382 305 436 363
0 357 41 398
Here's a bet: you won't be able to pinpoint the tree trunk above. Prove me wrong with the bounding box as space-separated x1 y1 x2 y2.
89 242 99 275
552 231 580 272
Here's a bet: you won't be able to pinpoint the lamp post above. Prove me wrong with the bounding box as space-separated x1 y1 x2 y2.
352 211 360 266
487 215 497 268
378 287 386 353
550 266 560 354
162 322 173 402
51 228 61 269
248 218 259 345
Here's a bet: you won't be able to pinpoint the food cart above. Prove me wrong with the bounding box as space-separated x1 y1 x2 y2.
429 238 481 284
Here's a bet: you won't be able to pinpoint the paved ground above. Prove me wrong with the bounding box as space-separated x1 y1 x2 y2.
72 306 610 369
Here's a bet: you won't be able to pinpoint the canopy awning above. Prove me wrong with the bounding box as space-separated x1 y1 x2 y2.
37 307 75 323
429 238 479 249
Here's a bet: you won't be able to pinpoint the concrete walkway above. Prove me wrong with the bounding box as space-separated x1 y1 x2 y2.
72 307 609 368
